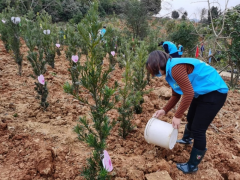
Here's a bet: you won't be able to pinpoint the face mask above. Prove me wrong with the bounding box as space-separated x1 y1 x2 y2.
155 70 162 77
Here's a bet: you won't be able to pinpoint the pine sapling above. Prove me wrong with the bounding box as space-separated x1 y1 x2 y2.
73 2 118 179
102 26 119 67
27 49 49 109
23 16 49 109
3 7 24 75
0 14 10 52
36 11 57 68
63 25 82 96
117 42 135 138
132 42 149 114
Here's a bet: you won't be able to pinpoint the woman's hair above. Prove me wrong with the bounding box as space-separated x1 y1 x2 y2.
146 50 170 76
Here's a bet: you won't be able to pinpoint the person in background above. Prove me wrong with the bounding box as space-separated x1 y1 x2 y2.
200 43 204 57
100 26 106 37
158 41 180 58
146 50 228 174
178 44 183 57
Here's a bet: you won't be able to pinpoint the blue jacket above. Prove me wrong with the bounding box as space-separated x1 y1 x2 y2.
100 28 106 36
178 45 183 55
163 41 178 54
165 58 228 98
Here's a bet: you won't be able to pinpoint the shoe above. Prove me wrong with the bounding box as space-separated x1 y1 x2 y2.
177 147 207 174
176 124 193 144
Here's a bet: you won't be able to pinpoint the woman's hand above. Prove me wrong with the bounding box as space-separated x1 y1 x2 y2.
152 109 165 118
172 117 181 129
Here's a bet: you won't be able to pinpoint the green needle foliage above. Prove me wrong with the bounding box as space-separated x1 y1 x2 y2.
34 79 49 110
0 12 10 52
132 42 149 114
36 11 58 68
2 7 23 75
9 19 23 76
63 24 82 96
22 11 49 109
73 2 118 179
117 42 135 139
102 26 122 67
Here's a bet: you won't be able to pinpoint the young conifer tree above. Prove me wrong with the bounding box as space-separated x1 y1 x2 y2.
117 42 136 139
73 2 118 179
132 42 149 114
36 11 58 68
101 26 118 67
22 11 49 109
2 7 23 75
63 24 81 96
0 11 10 52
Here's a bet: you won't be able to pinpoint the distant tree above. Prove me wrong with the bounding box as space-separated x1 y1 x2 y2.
215 4 240 88
208 6 220 24
124 0 148 39
181 11 188 20
200 8 206 21
141 0 162 15
172 10 179 19
99 0 115 16
168 21 198 55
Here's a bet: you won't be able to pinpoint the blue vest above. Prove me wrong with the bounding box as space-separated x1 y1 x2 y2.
165 58 228 98
100 29 106 36
178 45 183 55
163 41 178 54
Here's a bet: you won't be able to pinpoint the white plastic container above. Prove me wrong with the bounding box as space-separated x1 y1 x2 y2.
144 118 178 150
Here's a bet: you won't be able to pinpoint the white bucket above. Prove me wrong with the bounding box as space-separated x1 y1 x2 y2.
144 118 178 150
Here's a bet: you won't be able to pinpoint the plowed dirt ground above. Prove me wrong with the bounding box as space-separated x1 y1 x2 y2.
1 40 240 180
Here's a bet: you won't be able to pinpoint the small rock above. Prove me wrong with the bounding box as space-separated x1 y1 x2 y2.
9 103 16 110
134 120 141 127
0 123 7 130
36 149 54 176
145 170 172 180
23 175 31 180
156 159 171 173
128 169 144 180
228 171 240 180
19 163 24 169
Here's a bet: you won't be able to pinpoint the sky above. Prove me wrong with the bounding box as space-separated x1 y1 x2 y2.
155 0 239 19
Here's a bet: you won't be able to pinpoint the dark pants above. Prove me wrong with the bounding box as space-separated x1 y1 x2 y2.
179 55 182 58
187 91 227 150
170 52 180 58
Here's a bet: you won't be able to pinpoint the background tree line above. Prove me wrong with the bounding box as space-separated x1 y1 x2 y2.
0 0 161 23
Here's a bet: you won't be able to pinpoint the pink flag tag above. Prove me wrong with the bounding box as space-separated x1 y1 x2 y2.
101 150 113 172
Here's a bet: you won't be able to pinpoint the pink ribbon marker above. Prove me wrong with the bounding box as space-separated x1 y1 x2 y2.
38 74 45 85
71 55 79 63
56 44 60 48
111 51 115 57
102 150 113 172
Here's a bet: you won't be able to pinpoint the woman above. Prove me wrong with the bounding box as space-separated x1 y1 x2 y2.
146 50 228 174
158 41 180 58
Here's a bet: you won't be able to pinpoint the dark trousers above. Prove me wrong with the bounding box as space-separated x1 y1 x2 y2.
187 91 227 150
179 55 182 58
170 52 180 58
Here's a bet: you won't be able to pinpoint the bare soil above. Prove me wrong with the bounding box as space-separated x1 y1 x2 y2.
1 40 240 180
